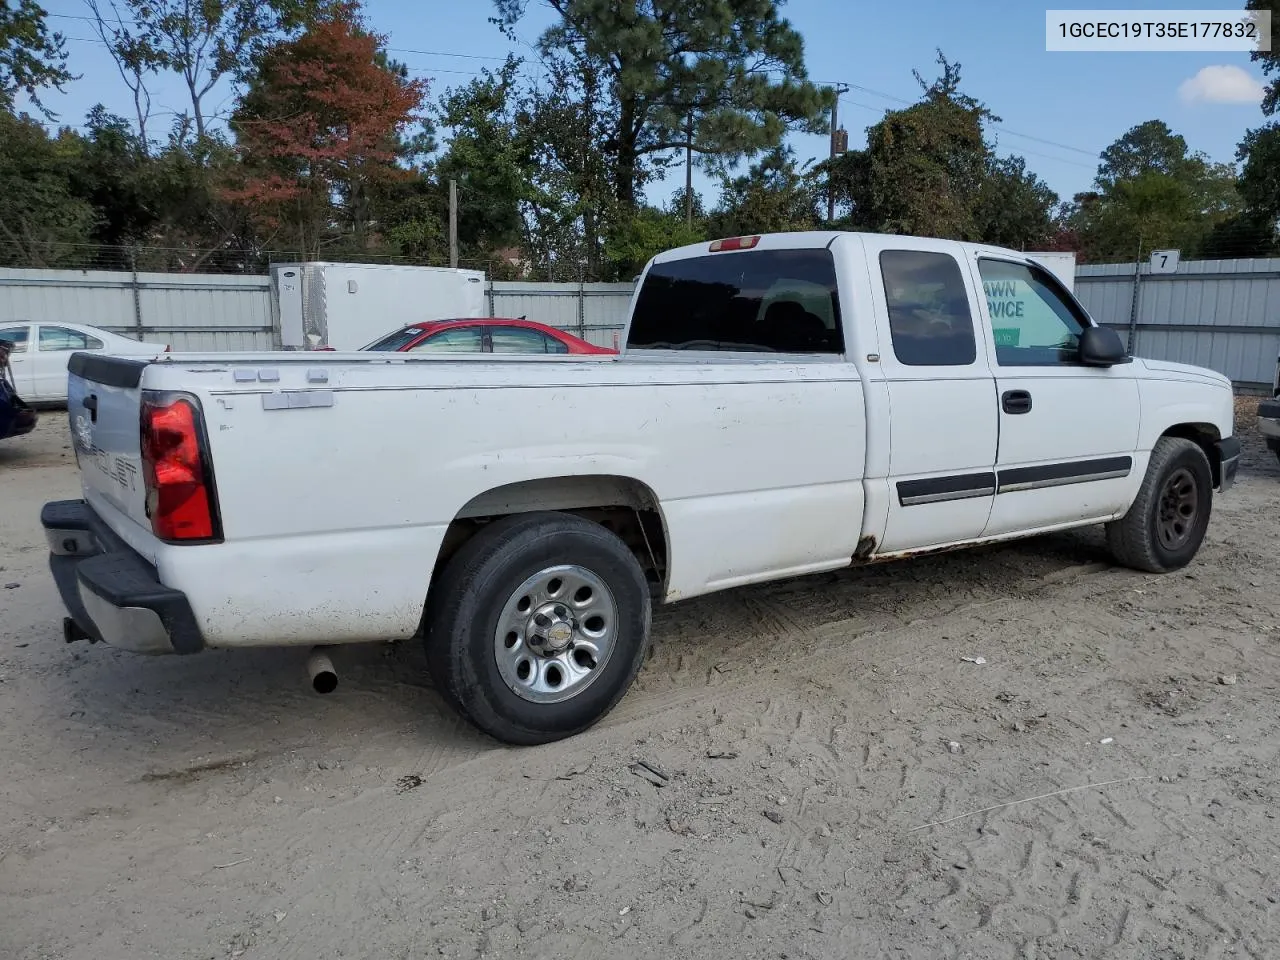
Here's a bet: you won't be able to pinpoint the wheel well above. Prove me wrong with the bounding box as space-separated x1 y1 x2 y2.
430 476 669 593
1161 423 1222 485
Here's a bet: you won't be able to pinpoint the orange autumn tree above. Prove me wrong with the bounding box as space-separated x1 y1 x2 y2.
227 2 426 256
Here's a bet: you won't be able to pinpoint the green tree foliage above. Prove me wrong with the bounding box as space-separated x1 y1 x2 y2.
0 0 72 113
13 0 1275 274
70 106 156 248
824 52 1057 247
975 155 1058 249
514 55 620 278
1237 124 1280 225
706 144 818 236
1095 120 1196 190
0 110 94 266
604 206 705 278
1246 0 1278 116
492 0 832 211
144 135 264 270
1231 122 1280 256
1072 120 1244 260
433 57 529 260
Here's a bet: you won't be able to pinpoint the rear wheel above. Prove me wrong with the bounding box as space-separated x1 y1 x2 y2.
1106 437 1212 573
425 511 651 745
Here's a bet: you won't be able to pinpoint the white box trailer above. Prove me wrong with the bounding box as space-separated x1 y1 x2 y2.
1025 251 1077 293
272 262 487 350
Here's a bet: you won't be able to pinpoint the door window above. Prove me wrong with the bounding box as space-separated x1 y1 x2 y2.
0 326 29 353
489 326 559 353
978 260 1087 366
879 251 977 366
39 326 103 351
407 327 485 353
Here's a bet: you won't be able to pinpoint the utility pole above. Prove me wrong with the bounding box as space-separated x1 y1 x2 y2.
449 178 459 269
685 111 694 228
828 84 850 223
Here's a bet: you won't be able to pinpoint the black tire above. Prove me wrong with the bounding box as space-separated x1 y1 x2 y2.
1106 437 1213 573
424 511 652 746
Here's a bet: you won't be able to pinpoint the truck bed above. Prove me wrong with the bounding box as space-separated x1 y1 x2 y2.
65 350 869 649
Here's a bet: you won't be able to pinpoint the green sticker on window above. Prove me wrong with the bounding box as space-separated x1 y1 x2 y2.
993 328 1020 347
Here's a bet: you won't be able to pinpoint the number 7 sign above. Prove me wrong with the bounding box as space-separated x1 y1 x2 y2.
1150 249 1180 274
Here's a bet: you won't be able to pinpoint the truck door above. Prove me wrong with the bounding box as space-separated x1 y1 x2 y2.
971 256 1140 536
862 237 999 553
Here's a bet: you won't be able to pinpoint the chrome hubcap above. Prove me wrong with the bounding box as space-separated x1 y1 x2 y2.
494 565 617 704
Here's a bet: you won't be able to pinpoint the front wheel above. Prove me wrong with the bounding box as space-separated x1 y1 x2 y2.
1106 437 1213 573
424 512 652 745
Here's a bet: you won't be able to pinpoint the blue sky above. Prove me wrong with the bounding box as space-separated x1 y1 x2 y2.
28 0 1272 208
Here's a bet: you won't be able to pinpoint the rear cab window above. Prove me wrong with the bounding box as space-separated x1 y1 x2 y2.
627 248 844 354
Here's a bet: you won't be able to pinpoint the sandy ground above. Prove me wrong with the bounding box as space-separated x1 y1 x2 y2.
2 402 1279 960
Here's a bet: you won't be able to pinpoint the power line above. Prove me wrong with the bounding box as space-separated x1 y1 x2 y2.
818 76 1101 161
835 98 1097 171
386 46 509 62
60 32 519 79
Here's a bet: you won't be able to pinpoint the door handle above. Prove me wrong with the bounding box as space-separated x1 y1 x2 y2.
1001 389 1032 415
83 394 98 422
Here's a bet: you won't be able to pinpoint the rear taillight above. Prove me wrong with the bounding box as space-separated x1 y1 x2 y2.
140 394 221 542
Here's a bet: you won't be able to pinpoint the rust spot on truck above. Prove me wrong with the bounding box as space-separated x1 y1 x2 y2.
853 535 877 561
863 541 980 565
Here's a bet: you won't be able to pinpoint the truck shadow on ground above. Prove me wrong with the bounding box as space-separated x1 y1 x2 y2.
44 523 1120 781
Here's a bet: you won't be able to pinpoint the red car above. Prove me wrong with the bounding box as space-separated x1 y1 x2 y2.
362 318 617 355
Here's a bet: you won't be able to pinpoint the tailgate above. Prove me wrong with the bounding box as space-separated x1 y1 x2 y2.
67 353 152 532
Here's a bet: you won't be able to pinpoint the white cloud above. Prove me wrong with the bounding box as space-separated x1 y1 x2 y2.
1178 65 1265 104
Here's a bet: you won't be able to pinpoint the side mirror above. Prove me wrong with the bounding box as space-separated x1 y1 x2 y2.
1079 325 1128 367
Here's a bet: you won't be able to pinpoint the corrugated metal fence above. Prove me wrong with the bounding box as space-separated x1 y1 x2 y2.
1075 258 1280 390
488 281 634 351
6 260 1280 387
0 267 277 351
0 267 635 354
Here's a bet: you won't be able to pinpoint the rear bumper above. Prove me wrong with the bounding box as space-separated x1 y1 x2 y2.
41 499 205 655
1258 399 1280 440
1216 437 1241 493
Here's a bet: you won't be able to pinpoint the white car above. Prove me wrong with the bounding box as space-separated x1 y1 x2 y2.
42 231 1238 746
0 321 168 404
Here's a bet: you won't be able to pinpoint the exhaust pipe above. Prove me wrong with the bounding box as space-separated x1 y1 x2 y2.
307 647 338 694
63 617 93 645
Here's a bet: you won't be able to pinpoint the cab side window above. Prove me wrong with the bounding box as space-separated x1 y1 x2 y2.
880 251 977 366
978 259 1086 366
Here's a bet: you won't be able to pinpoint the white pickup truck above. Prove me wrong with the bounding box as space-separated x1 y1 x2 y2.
43 231 1239 745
